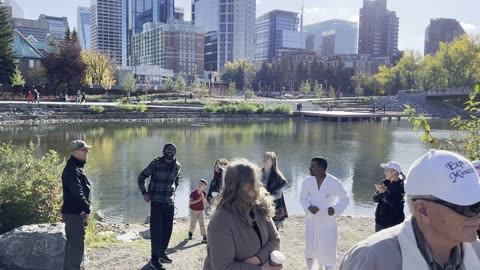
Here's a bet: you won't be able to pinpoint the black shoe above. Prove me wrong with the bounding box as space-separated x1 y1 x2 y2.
159 254 172 264
188 232 193 240
149 260 165 270
201 236 207 244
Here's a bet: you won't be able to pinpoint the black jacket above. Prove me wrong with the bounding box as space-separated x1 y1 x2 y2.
61 156 91 215
373 179 405 228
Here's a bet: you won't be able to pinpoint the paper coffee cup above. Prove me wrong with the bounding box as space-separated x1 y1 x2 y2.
270 250 286 266
212 192 219 197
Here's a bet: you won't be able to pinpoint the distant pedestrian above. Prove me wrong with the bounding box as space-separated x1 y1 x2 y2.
138 142 181 269
188 179 208 243
76 90 81 103
33 89 40 103
81 92 86 103
27 91 33 103
373 161 406 232
62 140 92 270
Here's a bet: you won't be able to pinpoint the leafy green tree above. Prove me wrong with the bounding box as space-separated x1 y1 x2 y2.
227 81 236 97
193 81 209 99
244 84 254 100
163 77 175 92
0 6 15 84
313 81 324 98
121 72 138 97
221 59 255 91
82 51 116 88
175 75 186 93
329 86 336 99
10 66 25 86
395 50 422 90
415 54 448 90
300 80 311 95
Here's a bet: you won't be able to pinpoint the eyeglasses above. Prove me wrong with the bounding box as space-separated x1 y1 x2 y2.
412 198 480 218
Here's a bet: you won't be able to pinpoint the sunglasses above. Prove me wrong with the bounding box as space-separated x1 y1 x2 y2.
413 198 480 218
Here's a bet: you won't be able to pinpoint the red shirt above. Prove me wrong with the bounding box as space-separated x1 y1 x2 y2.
190 190 206 211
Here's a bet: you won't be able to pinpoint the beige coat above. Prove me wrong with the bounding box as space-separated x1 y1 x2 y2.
339 217 480 270
203 207 280 270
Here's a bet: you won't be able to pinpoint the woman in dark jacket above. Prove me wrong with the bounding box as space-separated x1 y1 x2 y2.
206 159 228 214
373 161 406 232
261 152 288 229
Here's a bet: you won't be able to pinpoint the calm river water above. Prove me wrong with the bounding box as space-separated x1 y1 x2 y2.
0 119 452 223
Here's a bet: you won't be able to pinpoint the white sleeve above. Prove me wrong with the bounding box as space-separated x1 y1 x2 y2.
333 180 350 216
299 178 311 214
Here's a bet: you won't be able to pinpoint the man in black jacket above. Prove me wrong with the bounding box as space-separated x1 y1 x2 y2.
61 140 92 270
138 142 181 270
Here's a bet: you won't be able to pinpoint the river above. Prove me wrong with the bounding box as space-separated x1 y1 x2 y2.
0 118 453 223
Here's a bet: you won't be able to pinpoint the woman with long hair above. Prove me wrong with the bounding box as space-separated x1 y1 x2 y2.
204 159 282 270
262 152 288 229
373 161 406 232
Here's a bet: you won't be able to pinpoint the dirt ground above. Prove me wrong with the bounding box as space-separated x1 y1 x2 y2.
86 215 374 270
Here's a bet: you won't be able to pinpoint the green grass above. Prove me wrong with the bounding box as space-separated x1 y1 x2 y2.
205 102 292 114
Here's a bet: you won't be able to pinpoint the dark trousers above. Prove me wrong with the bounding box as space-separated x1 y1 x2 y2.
375 223 385 232
63 214 87 270
150 201 175 260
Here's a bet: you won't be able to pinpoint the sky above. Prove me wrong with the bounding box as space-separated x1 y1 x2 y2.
13 0 480 54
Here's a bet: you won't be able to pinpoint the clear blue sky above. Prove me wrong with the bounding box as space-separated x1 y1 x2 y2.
15 0 480 54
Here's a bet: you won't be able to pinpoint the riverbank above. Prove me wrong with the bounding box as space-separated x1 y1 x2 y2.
85 215 374 270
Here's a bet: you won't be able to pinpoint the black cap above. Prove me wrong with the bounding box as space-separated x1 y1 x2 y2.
163 142 177 152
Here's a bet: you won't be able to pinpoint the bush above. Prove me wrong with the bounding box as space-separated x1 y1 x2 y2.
116 103 135 111
272 104 292 114
0 143 64 234
236 102 257 114
203 102 292 115
89 105 105 114
135 103 147 112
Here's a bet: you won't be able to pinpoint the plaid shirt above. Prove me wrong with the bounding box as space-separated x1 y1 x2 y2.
138 156 181 203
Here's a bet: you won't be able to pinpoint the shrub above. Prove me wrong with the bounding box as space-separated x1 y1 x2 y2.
0 143 64 234
236 102 257 114
116 103 135 111
135 103 147 112
272 104 292 114
89 105 105 114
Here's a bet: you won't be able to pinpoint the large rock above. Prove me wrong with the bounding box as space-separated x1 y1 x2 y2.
0 223 65 270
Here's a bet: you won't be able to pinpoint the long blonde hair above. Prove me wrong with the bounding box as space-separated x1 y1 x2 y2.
217 159 275 225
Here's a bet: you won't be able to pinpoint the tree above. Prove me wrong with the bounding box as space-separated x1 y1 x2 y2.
227 81 236 97
10 66 25 86
0 6 15 84
81 51 116 88
313 81 324 98
221 59 255 91
121 72 138 97
175 75 186 93
244 84 254 100
329 86 336 99
25 66 47 86
193 81 208 99
300 80 311 95
163 77 175 92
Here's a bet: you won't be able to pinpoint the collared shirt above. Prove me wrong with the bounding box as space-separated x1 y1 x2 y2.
138 156 181 203
412 217 463 270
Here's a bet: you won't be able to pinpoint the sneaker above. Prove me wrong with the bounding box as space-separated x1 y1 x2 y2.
159 254 172 264
149 260 165 270
188 232 193 240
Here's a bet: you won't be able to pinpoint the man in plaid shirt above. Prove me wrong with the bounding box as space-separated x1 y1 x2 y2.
138 142 181 270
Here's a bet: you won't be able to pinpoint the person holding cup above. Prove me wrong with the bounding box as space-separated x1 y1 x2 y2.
206 159 228 215
203 159 282 270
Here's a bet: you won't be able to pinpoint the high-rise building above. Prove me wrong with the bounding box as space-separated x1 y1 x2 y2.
77 7 91 50
12 18 49 42
39 14 69 37
321 30 335 56
2 0 23 19
91 0 123 65
174 7 184 21
255 10 302 63
358 0 399 61
304 19 358 55
424 18 465 56
193 0 256 71
131 21 204 81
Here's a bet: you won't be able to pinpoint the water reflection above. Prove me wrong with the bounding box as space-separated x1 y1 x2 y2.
0 119 453 223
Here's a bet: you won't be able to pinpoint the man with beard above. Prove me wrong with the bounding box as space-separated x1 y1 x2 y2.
300 157 350 270
138 143 181 270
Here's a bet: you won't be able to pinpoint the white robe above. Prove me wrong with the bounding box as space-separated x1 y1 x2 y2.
299 174 350 267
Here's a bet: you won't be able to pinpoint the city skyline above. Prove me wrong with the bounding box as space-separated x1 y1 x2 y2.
11 0 480 54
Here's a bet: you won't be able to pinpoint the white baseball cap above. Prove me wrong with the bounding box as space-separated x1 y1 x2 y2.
405 149 480 206
380 161 402 173
472 160 480 176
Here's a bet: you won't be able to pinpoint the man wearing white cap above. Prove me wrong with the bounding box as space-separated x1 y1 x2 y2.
340 149 480 270
473 160 480 238
62 140 92 270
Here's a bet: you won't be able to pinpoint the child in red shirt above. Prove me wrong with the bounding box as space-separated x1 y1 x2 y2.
188 179 208 243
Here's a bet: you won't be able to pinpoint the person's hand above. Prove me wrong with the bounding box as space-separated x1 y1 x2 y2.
327 207 335 216
308 205 319 214
244 256 261 265
143 194 151 202
375 184 387 193
261 261 283 270
80 211 89 222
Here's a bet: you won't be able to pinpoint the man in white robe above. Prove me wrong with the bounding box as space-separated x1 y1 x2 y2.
300 157 350 270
